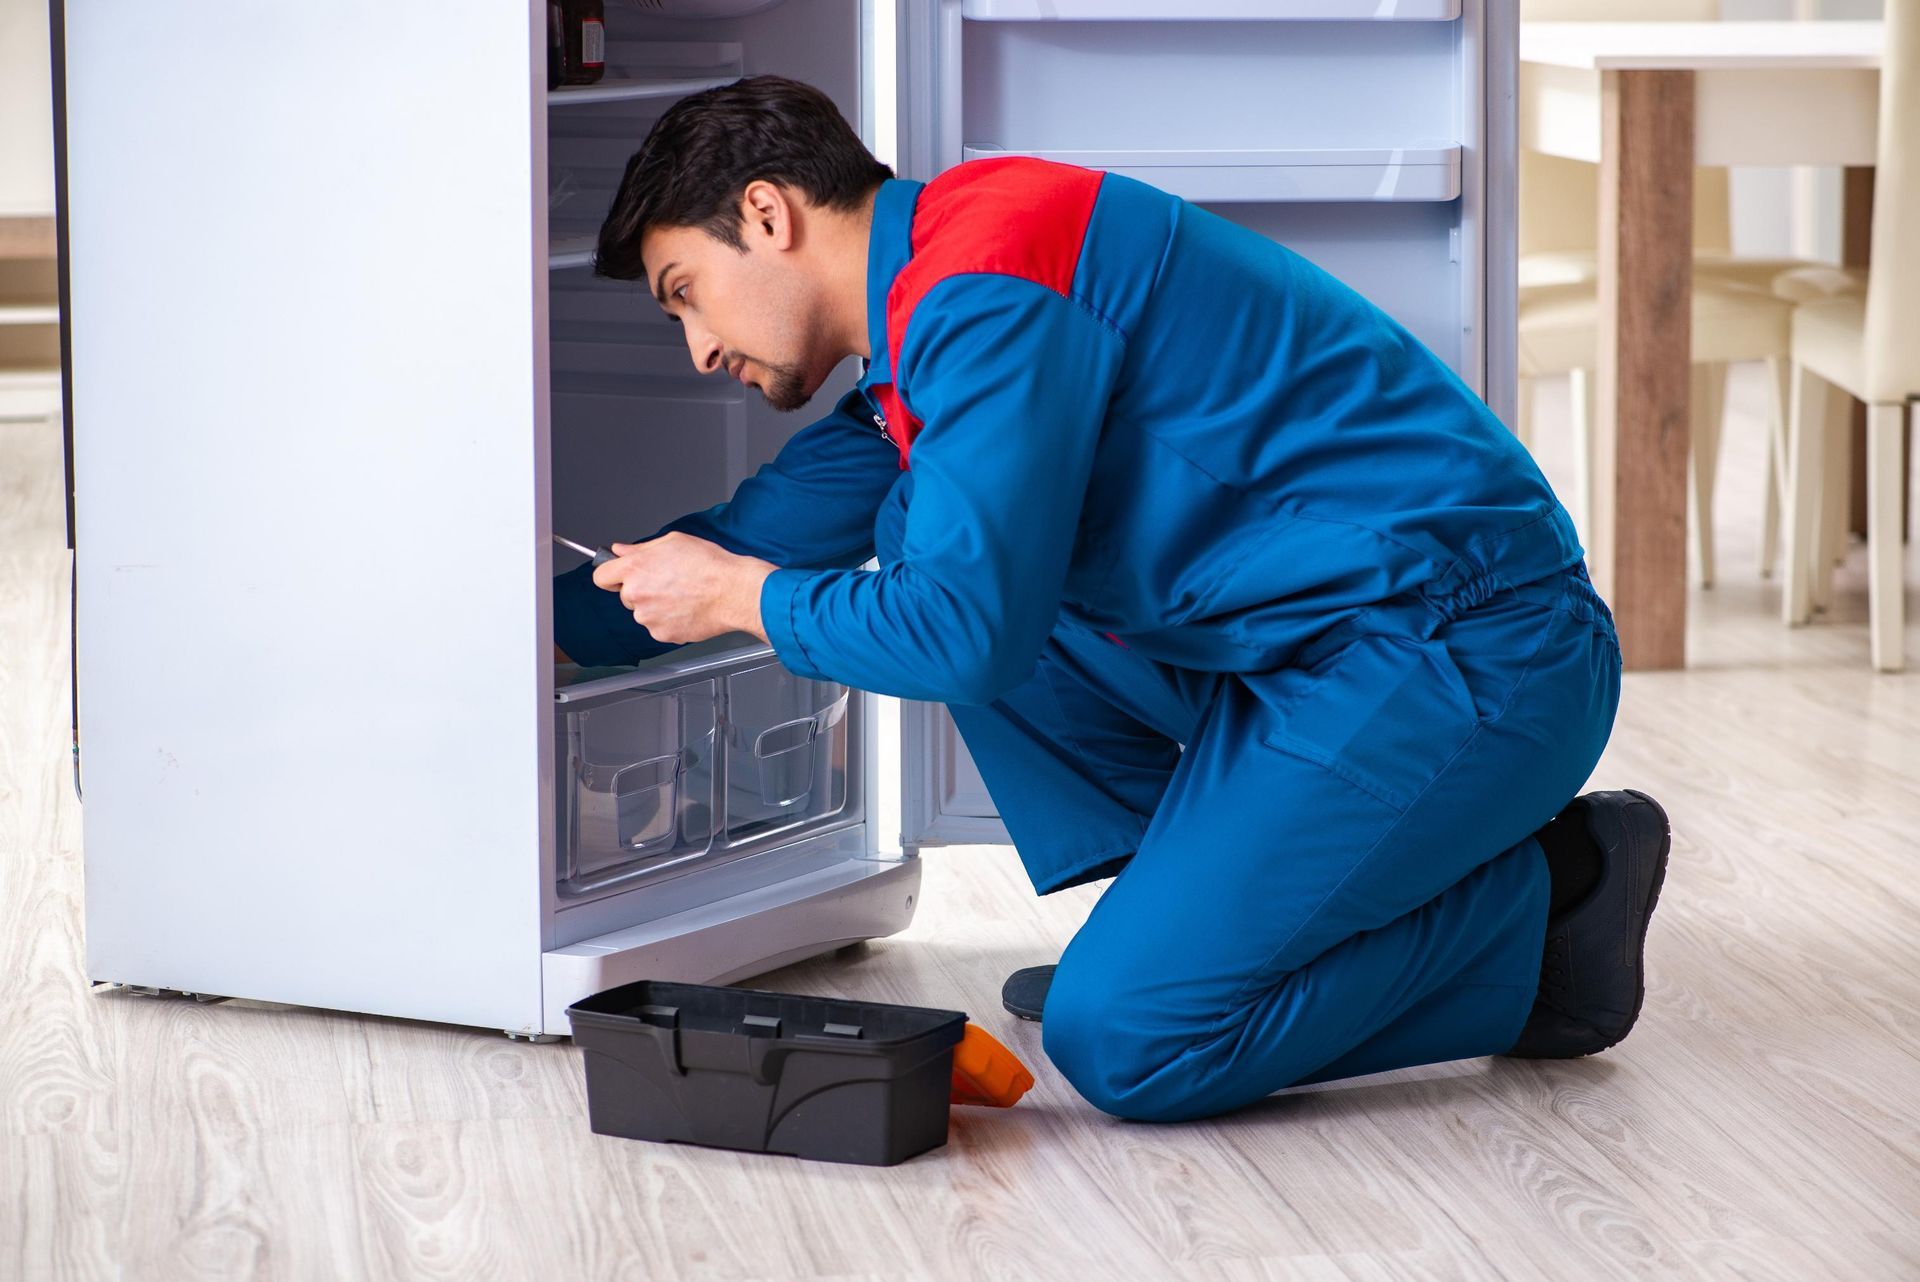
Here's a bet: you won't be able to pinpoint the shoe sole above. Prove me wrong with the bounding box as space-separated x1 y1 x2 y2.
1569 788 1672 1057
1001 964 1055 1022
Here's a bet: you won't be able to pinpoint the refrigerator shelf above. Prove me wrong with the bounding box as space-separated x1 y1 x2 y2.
548 75 734 107
960 145 1462 203
555 635 778 704
962 0 1460 19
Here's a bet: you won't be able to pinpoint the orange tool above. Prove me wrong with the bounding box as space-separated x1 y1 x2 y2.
949 1023 1035 1108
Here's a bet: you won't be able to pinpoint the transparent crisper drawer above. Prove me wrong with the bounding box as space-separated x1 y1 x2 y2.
723 661 851 842
556 677 718 897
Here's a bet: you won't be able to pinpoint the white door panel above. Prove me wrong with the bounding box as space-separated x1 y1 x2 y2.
69 0 551 1028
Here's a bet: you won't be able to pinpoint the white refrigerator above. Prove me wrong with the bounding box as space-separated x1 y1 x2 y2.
58 0 1516 1038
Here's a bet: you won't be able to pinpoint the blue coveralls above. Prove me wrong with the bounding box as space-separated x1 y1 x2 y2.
556 159 1623 1122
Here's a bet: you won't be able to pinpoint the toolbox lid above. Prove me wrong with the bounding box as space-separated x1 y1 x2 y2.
568 979 966 1049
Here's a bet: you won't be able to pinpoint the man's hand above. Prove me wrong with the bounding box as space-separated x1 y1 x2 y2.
590 532 776 645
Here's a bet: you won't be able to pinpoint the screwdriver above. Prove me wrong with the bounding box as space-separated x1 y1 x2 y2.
552 533 614 567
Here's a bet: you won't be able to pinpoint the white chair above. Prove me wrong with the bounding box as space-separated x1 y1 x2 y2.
1517 0 1861 588
1519 150 1864 305
1781 0 1920 672
1517 279 1794 593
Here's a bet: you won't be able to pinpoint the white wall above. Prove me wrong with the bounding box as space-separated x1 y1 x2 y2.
0 0 55 216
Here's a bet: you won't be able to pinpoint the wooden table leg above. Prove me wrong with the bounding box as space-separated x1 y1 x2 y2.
1596 68 1694 671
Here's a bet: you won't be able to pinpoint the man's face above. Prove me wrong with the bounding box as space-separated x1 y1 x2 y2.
641 192 833 413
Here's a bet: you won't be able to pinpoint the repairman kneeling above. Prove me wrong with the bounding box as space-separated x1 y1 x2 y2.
553 76 1670 1123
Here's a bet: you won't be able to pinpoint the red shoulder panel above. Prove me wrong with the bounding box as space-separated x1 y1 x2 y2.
878 158 1103 467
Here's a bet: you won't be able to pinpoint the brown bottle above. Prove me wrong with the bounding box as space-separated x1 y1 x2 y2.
551 0 606 88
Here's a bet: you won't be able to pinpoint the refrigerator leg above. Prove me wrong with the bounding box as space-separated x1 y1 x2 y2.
504 1030 564 1044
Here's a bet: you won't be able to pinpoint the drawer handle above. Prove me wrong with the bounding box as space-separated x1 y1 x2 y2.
751 691 849 760
609 751 681 852
609 751 679 796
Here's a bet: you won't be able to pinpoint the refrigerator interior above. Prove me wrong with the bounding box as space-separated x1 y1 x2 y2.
540 0 876 935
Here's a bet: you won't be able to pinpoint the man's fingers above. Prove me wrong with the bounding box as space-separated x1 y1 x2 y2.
592 543 648 591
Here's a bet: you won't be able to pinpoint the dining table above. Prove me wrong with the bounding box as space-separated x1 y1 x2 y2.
1518 19 1884 670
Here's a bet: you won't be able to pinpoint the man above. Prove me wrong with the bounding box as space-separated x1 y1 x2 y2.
553 76 1669 1123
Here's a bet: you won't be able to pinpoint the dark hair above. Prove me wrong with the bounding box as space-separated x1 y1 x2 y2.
594 75 893 281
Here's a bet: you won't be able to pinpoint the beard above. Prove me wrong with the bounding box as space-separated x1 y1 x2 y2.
754 355 815 413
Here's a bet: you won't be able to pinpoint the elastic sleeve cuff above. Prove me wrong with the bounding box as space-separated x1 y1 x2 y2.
759 567 832 682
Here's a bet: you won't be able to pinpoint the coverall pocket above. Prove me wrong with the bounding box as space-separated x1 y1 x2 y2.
1259 634 1481 814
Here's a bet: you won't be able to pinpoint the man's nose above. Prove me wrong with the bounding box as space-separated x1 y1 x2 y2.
686 326 724 375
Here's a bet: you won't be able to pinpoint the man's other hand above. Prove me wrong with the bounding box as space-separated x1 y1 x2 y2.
590 532 776 645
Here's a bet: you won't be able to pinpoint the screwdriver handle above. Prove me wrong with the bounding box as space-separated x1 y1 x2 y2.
554 533 616 567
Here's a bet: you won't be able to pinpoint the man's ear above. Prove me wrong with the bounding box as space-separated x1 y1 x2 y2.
740 180 797 252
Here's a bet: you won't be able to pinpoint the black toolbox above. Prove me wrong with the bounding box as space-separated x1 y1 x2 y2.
567 980 969 1166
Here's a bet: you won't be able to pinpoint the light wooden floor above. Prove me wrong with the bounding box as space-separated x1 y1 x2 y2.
5 369 1919 1282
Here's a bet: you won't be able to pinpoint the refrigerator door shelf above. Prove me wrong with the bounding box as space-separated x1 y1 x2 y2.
541 850 921 1034
960 145 1463 203
962 0 1461 18
548 75 736 108
897 0 1507 848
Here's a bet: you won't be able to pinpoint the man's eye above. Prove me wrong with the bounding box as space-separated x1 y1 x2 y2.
674 286 688 304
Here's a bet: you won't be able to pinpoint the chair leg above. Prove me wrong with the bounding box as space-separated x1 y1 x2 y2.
1814 393 1851 612
1569 367 1595 546
1782 362 1827 626
1866 403 1907 672
1760 357 1791 579
1689 362 1726 589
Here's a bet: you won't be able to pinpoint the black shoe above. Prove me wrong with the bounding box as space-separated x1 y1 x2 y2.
1001 964 1056 1022
1505 790 1671 1059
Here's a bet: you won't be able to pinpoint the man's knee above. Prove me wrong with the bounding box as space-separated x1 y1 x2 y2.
1041 959 1333 1123
1042 977 1170 1121
1040 966 1238 1124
